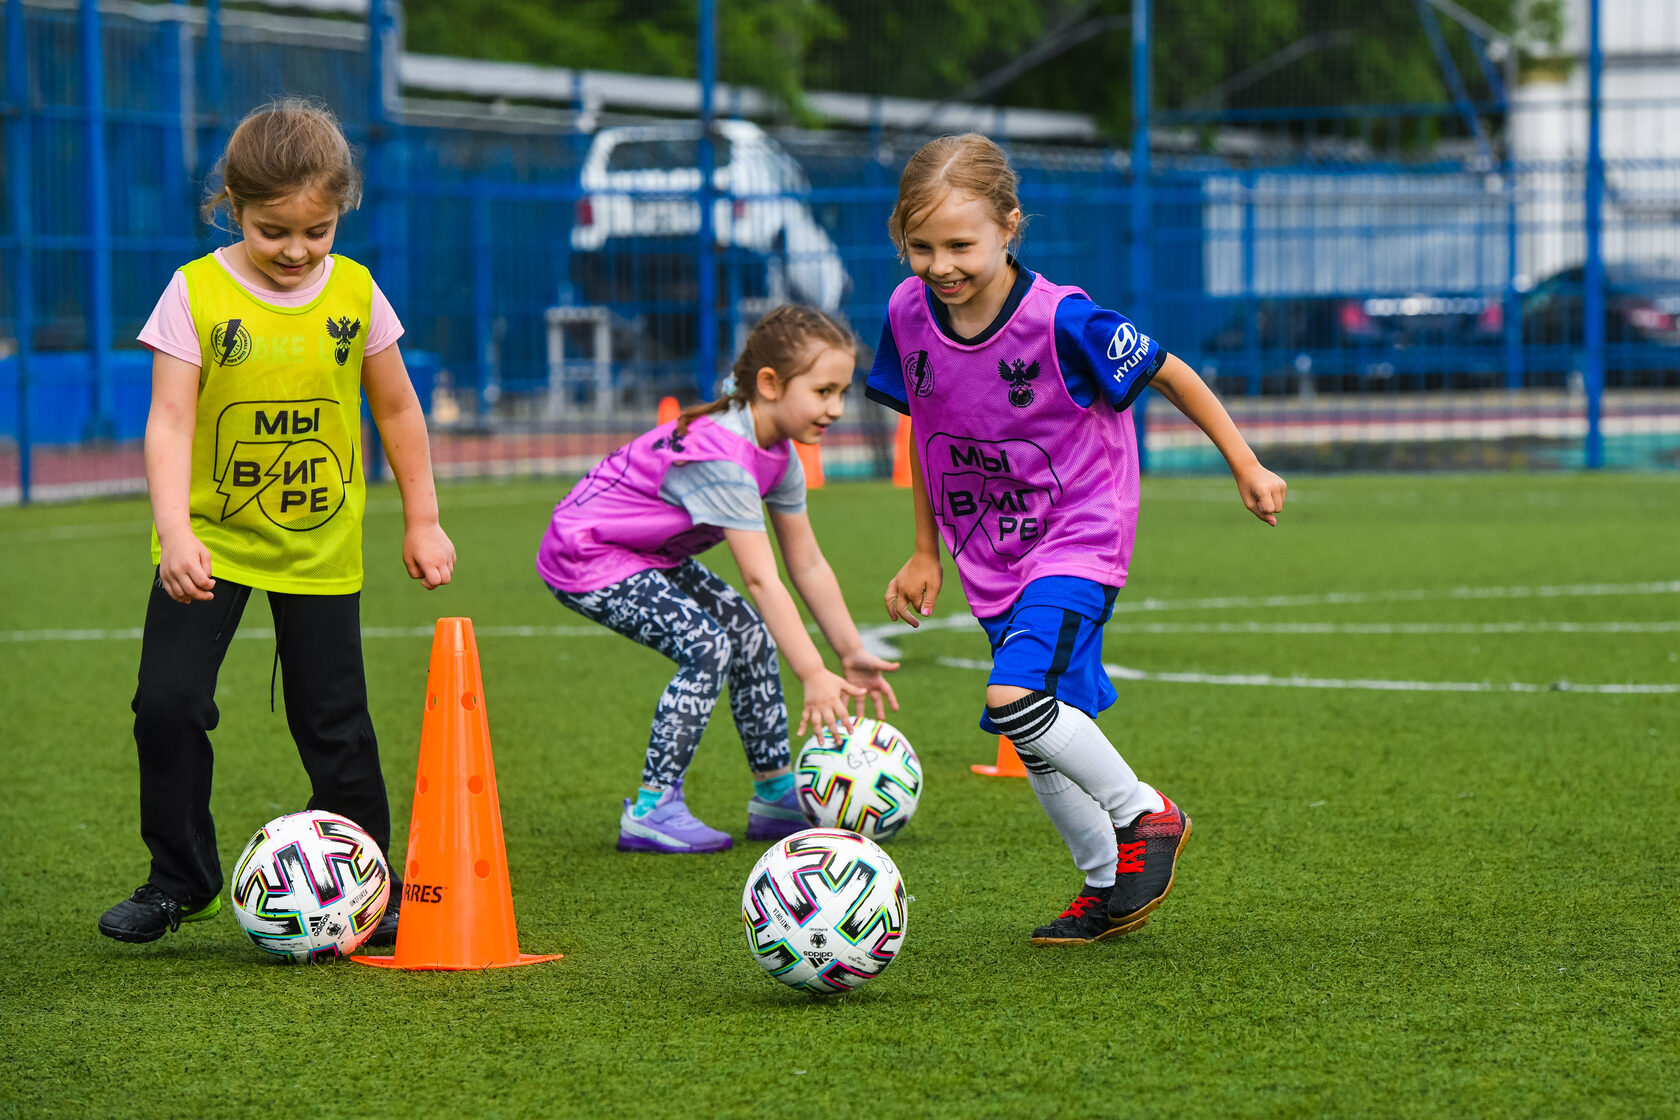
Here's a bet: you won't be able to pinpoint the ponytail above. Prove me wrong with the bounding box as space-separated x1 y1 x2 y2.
675 305 855 436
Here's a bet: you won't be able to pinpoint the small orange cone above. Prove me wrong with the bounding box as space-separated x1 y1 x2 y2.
355 618 562 970
891 415 913 488
657 396 680 426
971 734 1030 777
796 440 825 489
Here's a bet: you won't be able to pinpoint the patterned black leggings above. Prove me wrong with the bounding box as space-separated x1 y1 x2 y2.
547 560 790 789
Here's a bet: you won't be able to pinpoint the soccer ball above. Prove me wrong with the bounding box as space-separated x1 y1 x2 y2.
741 828 908 995
795 718 922 841
231 809 390 963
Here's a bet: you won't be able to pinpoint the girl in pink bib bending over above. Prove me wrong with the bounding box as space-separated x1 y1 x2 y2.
539 307 898 854
867 134 1287 945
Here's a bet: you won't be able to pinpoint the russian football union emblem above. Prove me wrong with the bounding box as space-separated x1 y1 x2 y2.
325 315 363 366
999 358 1040 408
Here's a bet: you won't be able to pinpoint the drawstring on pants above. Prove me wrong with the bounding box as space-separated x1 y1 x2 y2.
269 611 283 713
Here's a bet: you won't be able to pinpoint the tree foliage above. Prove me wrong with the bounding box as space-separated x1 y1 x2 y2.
403 0 843 115
405 0 1563 141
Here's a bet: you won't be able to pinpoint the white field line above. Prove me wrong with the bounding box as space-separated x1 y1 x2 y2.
856 614 974 659
8 620 1669 693
0 624 607 643
0 487 572 543
938 656 1680 695
4 520 153 543
1104 620 1680 635
1149 413 1680 449
851 579 1680 657
1106 580 1680 615
35 619 1675 646
9 575 1679 648
849 579 1680 691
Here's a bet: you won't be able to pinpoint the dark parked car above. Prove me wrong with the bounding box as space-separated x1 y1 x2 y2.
1198 293 1504 393
1518 263 1680 386
1199 265 1680 394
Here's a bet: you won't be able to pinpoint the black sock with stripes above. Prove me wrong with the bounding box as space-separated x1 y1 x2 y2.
986 689 1162 827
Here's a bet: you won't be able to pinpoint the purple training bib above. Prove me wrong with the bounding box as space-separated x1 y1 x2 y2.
887 273 1141 616
537 416 791 593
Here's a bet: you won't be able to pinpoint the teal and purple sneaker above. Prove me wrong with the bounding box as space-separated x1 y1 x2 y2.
745 789 810 841
617 783 733 854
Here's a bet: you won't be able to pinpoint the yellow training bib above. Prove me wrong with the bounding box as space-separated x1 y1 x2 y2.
151 252 373 594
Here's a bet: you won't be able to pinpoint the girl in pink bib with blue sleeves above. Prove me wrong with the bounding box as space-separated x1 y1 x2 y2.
869 134 1288 946
539 306 898 855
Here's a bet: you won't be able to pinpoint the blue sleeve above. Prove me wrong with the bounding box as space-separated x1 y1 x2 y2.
865 319 909 415
1054 296 1163 413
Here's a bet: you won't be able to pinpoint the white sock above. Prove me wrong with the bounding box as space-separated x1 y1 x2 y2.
1025 767 1117 887
990 692 1165 828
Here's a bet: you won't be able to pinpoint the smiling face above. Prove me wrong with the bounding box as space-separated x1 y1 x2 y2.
230 188 341 292
754 344 855 446
903 188 1020 334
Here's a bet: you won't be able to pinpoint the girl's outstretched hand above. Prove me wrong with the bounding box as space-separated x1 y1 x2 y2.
157 531 216 603
1235 463 1288 526
797 667 867 742
404 521 457 589
841 650 901 722
885 553 942 628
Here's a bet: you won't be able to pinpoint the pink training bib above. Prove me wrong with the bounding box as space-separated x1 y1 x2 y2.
537 415 792 593
887 273 1142 616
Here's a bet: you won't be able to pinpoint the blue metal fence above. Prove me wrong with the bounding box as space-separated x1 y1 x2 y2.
3 0 1677 501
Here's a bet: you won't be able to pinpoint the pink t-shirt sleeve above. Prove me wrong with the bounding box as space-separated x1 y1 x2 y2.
137 272 201 366
366 279 404 356
135 264 405 362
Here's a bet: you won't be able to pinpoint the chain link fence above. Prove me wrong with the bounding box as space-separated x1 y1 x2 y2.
3 0 1676 501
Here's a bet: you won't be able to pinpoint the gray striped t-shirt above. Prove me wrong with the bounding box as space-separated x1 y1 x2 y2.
658 401 806 531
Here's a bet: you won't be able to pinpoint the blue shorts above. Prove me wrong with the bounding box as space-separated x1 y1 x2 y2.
976 576 1120 733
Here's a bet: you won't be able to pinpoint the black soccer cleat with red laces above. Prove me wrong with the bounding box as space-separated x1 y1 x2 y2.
1029 885 1150 945
1108 795 1192 926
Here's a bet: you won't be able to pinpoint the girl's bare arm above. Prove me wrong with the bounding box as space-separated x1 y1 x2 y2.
362 343 456 587
1150 353 1287 525
145 351 215 602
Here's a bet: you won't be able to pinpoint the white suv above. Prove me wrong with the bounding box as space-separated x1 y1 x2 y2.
568 119 848 314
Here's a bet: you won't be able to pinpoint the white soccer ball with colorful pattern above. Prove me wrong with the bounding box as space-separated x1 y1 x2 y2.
231 809 390 963
795 718 922 841
741 828 908 995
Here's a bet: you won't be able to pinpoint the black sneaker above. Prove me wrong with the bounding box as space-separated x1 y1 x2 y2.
98 883 221 944
1109 795 1192 926
1029 885 1149 945
364 894 400 948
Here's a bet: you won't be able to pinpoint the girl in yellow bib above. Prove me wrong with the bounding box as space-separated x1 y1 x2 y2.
99 99 456 946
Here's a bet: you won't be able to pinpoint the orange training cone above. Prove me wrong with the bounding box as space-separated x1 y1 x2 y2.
971 735 1029 777
355 618 562 970
796 440 824 489
891 415 913 488
658 395 680 426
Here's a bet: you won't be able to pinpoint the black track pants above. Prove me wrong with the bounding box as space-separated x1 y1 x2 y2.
130 576 392 903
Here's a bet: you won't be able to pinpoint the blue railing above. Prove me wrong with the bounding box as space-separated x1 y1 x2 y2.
3 0 1678 500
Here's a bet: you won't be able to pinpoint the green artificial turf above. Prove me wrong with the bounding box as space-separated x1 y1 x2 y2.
2 473 1677 1119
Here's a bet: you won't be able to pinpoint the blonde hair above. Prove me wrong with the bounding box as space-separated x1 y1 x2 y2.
202 98 362 226
887 133 1026 261
676 305 856 436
